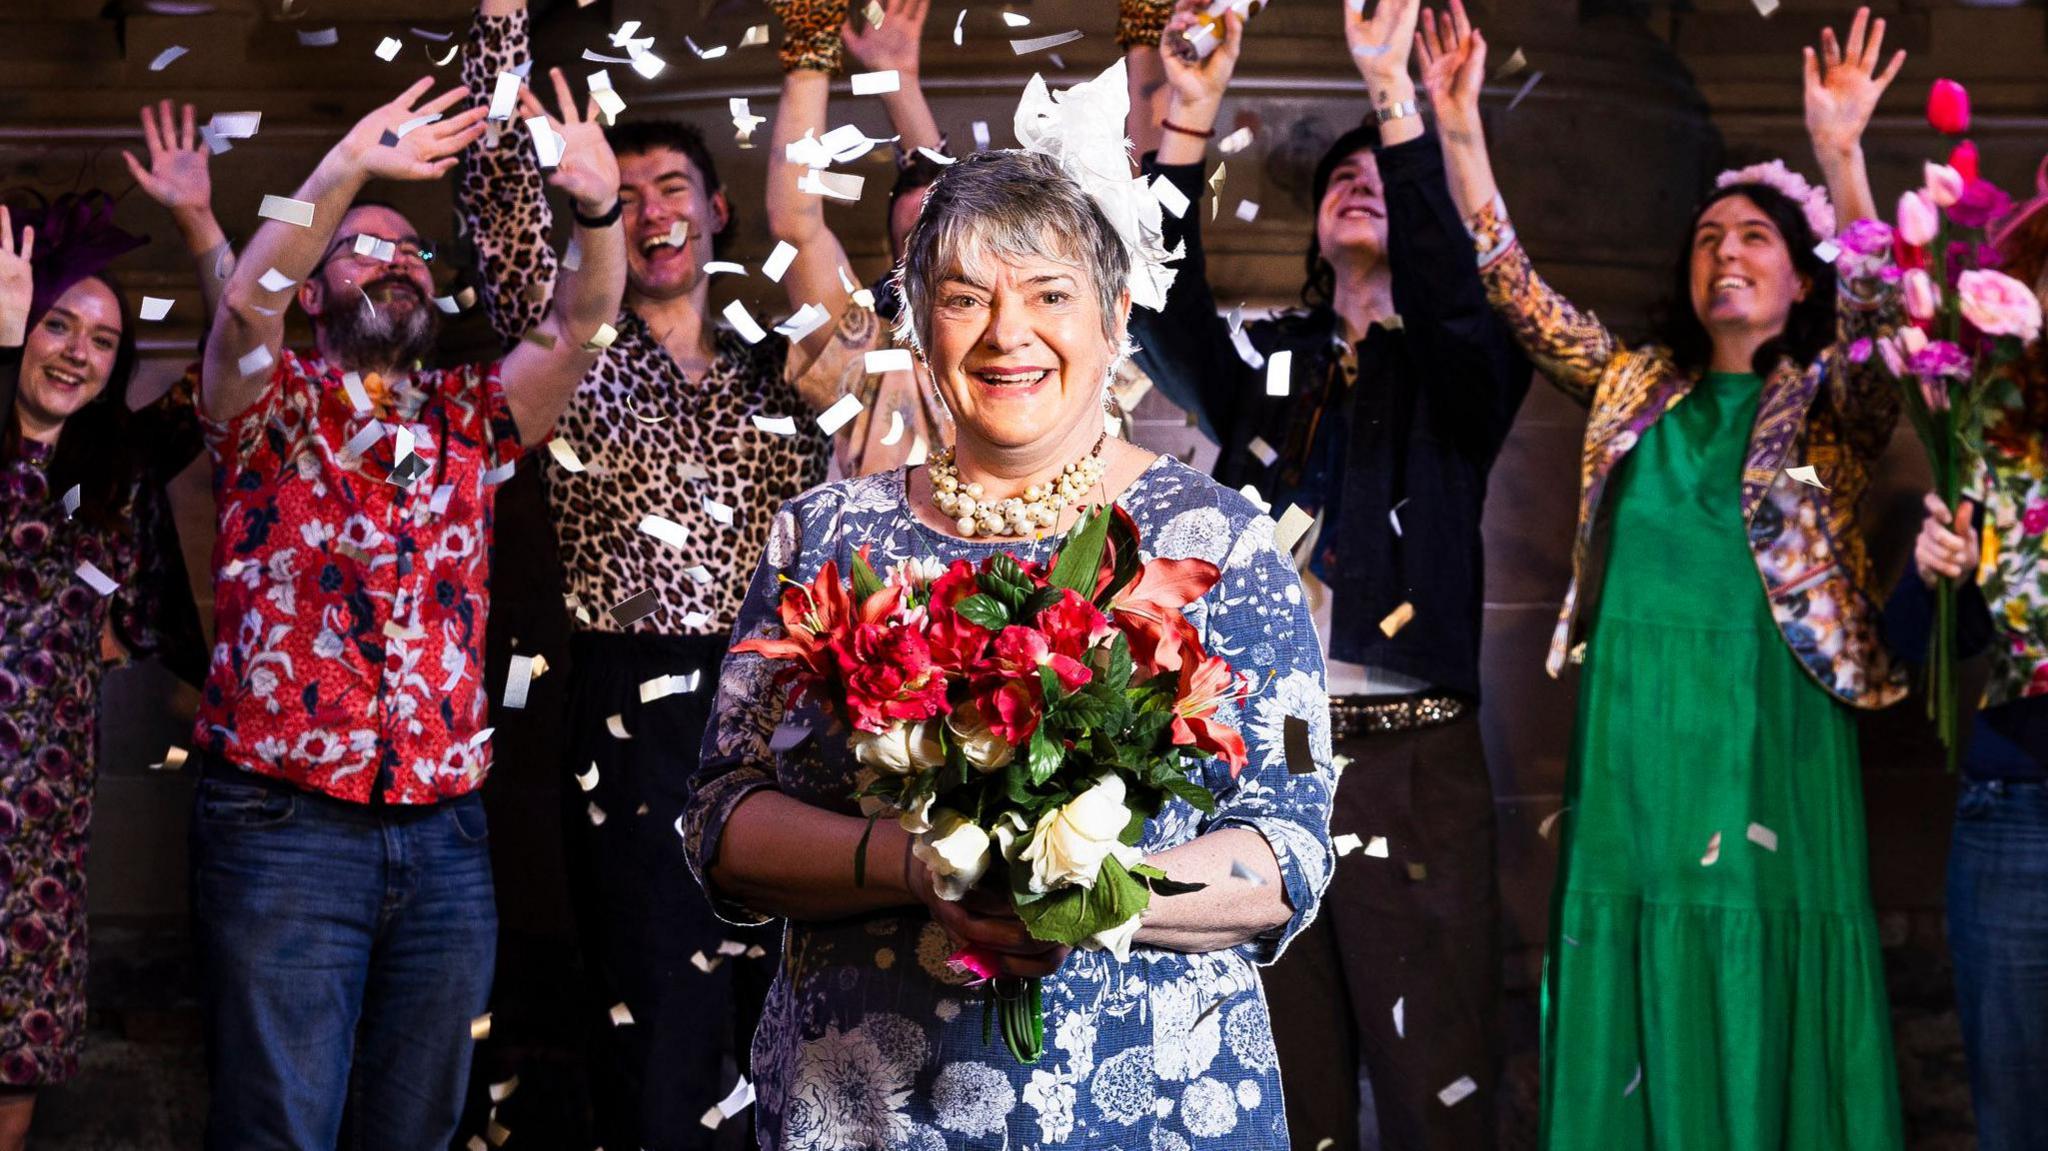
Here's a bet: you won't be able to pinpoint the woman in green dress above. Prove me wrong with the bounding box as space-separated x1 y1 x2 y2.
1420 4 1910 1147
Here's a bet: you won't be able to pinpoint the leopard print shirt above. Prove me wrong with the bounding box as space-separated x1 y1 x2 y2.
460 10 829 635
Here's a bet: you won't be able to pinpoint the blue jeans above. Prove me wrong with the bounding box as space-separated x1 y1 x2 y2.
1948 778 2048 1151
190 772 497 1151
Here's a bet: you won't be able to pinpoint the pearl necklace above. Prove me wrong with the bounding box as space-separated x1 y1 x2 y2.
928 436 1108 538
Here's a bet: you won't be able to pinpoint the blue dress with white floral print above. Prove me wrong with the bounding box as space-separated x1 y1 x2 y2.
683 458 1336 1150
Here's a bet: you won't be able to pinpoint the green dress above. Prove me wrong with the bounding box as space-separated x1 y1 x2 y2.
1541 372 1903 1150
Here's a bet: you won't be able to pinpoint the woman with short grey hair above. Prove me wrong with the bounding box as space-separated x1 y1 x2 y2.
682 73 1337 1149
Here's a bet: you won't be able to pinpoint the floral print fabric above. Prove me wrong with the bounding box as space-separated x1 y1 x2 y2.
683 458 1337 1149
1968 360 2048 705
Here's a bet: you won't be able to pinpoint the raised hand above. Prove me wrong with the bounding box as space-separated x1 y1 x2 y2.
0 206 36 347
1347 0 1421 98
122 101 214 220
1804 6 1906 160
517 68 621 216
335 78 489 183
843 0 930 76
1159 0 1243 112
1416 0 1487 133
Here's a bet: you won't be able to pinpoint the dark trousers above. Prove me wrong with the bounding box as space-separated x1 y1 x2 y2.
1266 711 1502 1151
1948 777 2048 1151
561 630 777 1151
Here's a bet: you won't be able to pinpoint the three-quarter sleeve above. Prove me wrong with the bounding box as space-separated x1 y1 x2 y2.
683 505 807 926
1467 196 1619 404
1192 514 1336 965
458 8 557 348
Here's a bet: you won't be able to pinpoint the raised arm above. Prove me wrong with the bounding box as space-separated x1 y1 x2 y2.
459 0 556 347
1420 1 1615 401
1804 7 1905 231
202 79 485 424
496 71 626 447
123 101 233 318
1119 0 1176 158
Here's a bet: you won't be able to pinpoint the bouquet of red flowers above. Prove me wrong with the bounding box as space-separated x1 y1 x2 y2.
736 505 1251 1064
1851 79 2044 768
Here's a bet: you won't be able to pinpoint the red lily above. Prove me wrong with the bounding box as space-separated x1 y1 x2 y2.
735 558 903 693
1170 650 1250 775
1107 557 1221 677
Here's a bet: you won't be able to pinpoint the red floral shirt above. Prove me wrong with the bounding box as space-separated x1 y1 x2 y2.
195 348 526 804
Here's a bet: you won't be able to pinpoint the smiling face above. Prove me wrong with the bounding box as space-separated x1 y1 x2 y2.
1315 149 1388 266
1688 193 1810 347
305 204 435 322
15 277 122 441
926 241 1129 459
617 146 729 302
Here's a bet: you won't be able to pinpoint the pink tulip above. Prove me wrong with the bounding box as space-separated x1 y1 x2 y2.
1928 79 1971 135
1903 268 1940 323
1898 190 1940 248
1949 140 1980 183
1879 336 1907 378
1924 163 1965 209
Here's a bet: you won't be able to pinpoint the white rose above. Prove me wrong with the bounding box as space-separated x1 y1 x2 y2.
850 720 946 776
1082 912 1143 962
913 810 993 901
946 702 1016 772
1019 774 1143 894
896 792 937 835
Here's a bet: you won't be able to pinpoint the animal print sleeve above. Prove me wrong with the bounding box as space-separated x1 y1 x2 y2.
458 8 557 349
1467 195 1617 404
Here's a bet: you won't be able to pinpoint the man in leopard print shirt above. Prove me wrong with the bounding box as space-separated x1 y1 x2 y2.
460 4 831 1146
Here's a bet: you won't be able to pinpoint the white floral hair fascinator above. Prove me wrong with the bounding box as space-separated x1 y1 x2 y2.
1715 159 1837 241
1013 58 1181 311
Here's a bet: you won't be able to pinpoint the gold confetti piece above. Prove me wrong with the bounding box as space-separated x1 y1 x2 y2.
547 439 587 474
1437 1076 1477 1107
1333 833 1364 857
1785 465 1827 490
382 620 426 642
608 1001 634 1026
574 763 600 792
521 328 558 351
1273 504 1315 554
1368 836 1392 859
1207 162 1227 222
582 322 619 352
470 1012 492 1040
1405 860 1427 880
150 745 189 772
606 714 632 740
691 950 724 973
1317 1141 1338 1151
1393 996 1405 1037
1493 47 1527 80
1265 349 1293 397
1150 175 1191 219
746 945 767 959
1538 805 1567 840
817 394 865 436
1700 830 1722 866
485 1119 510 1146
1379 602 1415 638
489 1076 519 1103
466 1137 487 1151
1746 822 1779 852
850 70 901 96
741 24 770 46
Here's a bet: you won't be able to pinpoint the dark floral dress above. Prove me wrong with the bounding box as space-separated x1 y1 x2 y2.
0 349 201 1086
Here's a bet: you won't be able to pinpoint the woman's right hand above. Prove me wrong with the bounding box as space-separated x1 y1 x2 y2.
908 854 1072 979
0 206 35 349
1159 0 1243 118
1915 491 1980 587
1416 0 1487 136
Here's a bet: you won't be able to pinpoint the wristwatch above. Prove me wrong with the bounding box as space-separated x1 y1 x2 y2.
1374 99 1420 126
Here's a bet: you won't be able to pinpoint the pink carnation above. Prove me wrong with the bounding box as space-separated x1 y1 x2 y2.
1957 269 2043 342
1908 339 1972 380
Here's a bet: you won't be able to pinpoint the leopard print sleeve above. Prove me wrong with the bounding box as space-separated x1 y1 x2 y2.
1468 196 1617 405
459 8 557 349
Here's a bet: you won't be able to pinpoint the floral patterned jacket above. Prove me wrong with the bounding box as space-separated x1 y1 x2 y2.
1469 200 1907 708
1966 355 2048 705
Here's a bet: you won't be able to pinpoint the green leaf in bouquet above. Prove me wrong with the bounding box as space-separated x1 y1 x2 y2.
982 554 1034 614
850 548 886 604
1061 683 1125 731
851 808 882 887
1119 805 1147 846
1104 633 1133 694
1130 861 1208 897
1048 505 1112 596
1027 728 1063 785
1015 853 1152 947
1158 771 1220 814
956 593 1012 631
1124 706 1172 753
1020 585 1065 621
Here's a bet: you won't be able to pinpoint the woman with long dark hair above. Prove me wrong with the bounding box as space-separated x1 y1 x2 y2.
0 195 199 1147
1424 4 1908 1147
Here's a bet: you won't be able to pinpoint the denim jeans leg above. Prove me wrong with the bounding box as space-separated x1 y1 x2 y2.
190 779 381 1151
1946 780 2048 1151
347 794 499 1151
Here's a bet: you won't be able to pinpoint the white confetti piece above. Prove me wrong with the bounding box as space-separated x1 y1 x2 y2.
547 440 587 473
1150 175 1191 219
489 1076 519 1104
1624 1063 1643 1097
569 764 600 794
1393 997 1406 1037
466 1137 487 1151
1507 70 1546 113
1265 348 1293 397
1235 199 1261 222
1333 833 1365 857
237 346 274 379
257 194 316 228
639 672 701 703
1011 30 1084 53
723 300 767 344
60 485 79 519
75 561 118 596
482 461 517 486
880 411 906 447
139 296 173 321
588 801 607 826
762 241 798 282
148 45 189 71
631 52 666 80
702 497 736 526
704 260 746 277
865 348 915 374
353 233 396 262
374 36 402 61
972 120 991 151
706 1076 756 1125
1246 436 1278 467
503 654 537 709
685 36 728 60
1746 822 1779 852
1813 239 1841 264
916 146 956 167
691 950 725 974
527 115 565 167
606 714 631 740
797 170 866 201
1389 497 1408 537
1701 830 1722 866
742 24 771 46
1785 465 1828 490
470 1013 493 1040
207 112 261 143
488 71 522 121
429 484 455 515
1538 806 1566 840
639 514 691 551
954 9 966 44
1438 1076 1477 1107
851 70 901 96
609 1001 635 1026
1218 126 1255 154
296 27 339 47
752 414 798 436
1238 483 1271 513
1273 504 1315 554
256 267 296 293
1753 0 1780 16
683 565 715 585
1230 326 1265 370
581 322 619 352
817 394 865 435
1365 835 1390 858
341 422 383 460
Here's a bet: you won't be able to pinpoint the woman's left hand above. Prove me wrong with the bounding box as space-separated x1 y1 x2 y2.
1803 6 1905 160
0 205 35 348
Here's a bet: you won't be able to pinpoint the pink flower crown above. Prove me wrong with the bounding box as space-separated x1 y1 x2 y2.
1715 160 1837 241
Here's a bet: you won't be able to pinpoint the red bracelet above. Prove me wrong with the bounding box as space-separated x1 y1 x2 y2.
1161 118 1216 140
